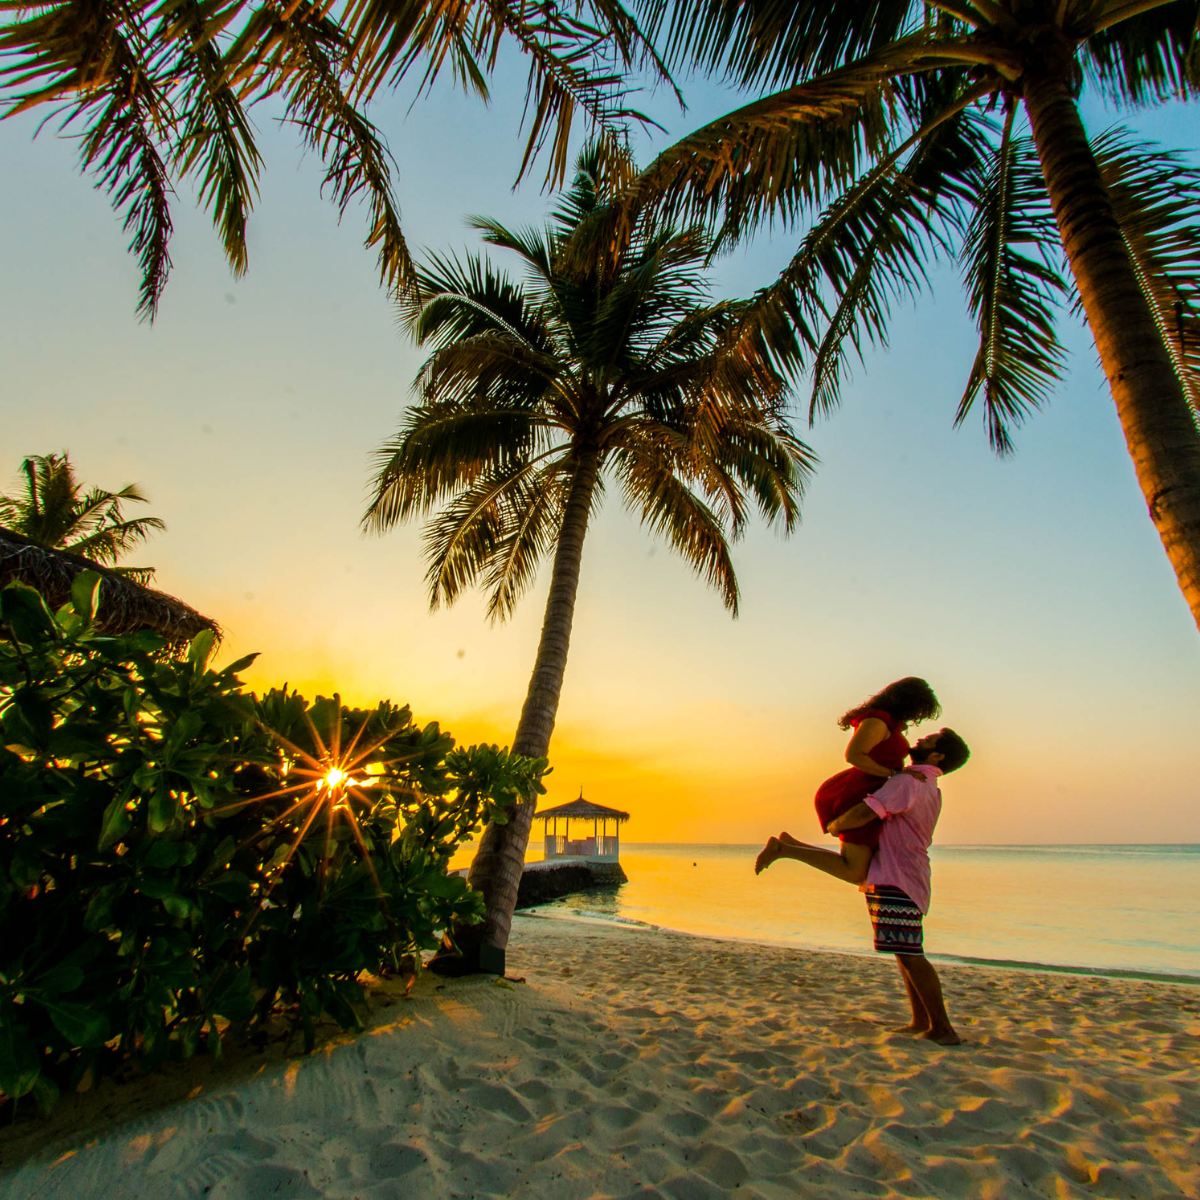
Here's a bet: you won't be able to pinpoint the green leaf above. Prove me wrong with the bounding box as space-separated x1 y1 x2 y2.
31 1072 60 1115
162 895 192 920
84 883 121 931
0 583 58 644
148 788 180 833
98 792 132 850
144 840 180 869
136 876 175 899
36 964 84 995
202 871 251 905
187 629 216 671
2 691 54 751
70 571 103 623
0 1021 41 1099
211 967 255 1022
37 999 110 1048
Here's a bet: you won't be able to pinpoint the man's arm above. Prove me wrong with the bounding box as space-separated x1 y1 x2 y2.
827 801 876 833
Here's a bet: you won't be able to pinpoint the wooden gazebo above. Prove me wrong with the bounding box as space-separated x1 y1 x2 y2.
536 791 630 862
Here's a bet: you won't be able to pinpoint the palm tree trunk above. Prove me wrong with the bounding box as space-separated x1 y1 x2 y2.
442 446 601 974
1023 65 1200 630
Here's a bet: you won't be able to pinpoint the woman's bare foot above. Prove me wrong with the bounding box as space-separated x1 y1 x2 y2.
755 837 782 874
921 1027 964 1046
891 1023 931 1035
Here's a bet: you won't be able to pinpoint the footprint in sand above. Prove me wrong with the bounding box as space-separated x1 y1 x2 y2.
462 1082 532 1122
593 1103 642 1131
206 1163 322 1199
367 1141 430 1178
662 1110 710 1138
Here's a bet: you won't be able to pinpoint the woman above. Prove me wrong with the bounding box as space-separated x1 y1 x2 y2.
755 677 941 880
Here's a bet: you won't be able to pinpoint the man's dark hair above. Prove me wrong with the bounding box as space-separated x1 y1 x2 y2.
935 728 970 774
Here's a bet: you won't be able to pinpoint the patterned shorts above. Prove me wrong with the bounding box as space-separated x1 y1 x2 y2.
864 885 924 956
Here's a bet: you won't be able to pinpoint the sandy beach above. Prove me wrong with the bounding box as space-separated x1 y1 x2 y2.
2 913 1198 1200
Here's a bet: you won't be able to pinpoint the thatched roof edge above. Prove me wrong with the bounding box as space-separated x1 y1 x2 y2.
0 527 219 648
536 798 631 823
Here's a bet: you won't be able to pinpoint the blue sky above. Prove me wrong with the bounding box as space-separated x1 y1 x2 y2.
1 51 1198 843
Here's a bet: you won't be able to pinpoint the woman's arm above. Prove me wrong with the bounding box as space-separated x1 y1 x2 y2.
845 717 895 778
827 801 877 833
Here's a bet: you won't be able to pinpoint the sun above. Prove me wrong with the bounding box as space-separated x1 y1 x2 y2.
209 694 412 899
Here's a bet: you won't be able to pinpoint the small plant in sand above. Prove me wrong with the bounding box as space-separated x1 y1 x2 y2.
0 575 546 1115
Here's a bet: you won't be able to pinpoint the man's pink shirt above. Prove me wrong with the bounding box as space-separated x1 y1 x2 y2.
861 764 943 914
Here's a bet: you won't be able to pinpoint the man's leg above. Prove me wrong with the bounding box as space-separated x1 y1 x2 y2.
892 957 932 1034
755 836 871 882
895 955 961 1045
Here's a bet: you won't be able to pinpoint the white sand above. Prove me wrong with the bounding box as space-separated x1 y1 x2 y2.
2 913 1199 1199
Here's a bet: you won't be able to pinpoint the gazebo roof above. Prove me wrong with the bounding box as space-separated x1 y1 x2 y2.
0 527 219 651
536 797 630 823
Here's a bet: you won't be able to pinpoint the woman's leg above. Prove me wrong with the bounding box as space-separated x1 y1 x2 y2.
756 837 873 882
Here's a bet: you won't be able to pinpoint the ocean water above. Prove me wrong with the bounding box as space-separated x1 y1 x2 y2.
523 843 1200 981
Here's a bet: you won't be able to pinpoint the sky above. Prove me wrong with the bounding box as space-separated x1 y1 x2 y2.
1 51 1198 845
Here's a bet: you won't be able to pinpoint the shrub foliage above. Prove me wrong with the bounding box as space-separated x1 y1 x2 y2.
0 575 545 1112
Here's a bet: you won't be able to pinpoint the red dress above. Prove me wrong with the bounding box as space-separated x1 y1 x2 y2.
813 708 909 848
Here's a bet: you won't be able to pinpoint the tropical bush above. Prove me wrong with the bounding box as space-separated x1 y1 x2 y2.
0 574 545 1113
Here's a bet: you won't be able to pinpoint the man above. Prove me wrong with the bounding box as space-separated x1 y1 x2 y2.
756 728 971 1045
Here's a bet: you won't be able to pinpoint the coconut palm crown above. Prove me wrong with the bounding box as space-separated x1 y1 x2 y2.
0 453 165 585
364 144 815 969
627 0 1200 629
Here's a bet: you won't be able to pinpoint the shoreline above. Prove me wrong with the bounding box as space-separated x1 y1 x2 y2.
523 905 1200 987
3 912 1199 1199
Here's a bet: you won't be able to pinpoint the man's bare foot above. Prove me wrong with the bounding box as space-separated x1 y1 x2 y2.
755 837 782 874
921 1027 963 1046
891 1023 931 1035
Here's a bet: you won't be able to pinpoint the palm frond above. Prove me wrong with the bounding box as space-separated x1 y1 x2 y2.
420 455 565 609
612 442 740 613
698 410 815 534
406 250 554 351
480 461 570 621
231 1 413 294
167 0 262 277
58 513 167 565
1081 0 1200 105
364 404 559 529
641 0 919 89
12 3 183 321
957 118 1069 454
802 101 990 419
620 34 977 238
416 334 565 412
345 0 670 189
1093 128 1200 411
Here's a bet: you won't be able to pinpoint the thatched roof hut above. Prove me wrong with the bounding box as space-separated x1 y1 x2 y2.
0 527 218 648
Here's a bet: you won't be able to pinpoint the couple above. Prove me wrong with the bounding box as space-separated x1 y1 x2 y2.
756 677 970 1046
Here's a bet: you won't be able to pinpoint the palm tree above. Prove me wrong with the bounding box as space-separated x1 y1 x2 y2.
626 0 1200 630
0 453 165 584
364 145 815 971
0 0 670 318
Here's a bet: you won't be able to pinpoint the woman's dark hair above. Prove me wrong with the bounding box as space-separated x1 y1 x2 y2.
839 676 941 729
934 728 970 774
